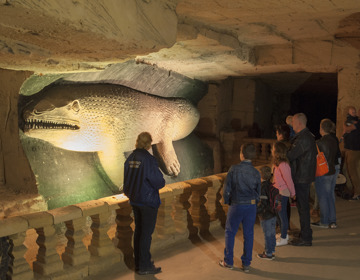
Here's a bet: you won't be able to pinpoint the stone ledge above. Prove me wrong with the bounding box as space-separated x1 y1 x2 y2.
0 216 28 237
75 200 108 217
48 205 83 224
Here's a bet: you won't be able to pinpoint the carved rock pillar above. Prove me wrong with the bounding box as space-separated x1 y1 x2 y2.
187 179 210 237
202 175 226 231
115 204 133 269
61 217 89 277
88 212 119 275
168 184 191 241
152 189 180 249
33 225 63 276
7 233 33 280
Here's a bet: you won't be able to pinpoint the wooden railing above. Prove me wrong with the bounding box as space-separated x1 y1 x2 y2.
0 174 228 280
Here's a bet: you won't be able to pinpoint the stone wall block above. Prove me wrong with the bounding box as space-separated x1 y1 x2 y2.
61 217 90 267
7 232 33 280
33 225 63 276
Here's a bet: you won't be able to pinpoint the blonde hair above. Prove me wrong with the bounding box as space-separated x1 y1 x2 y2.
286 115 293 126
135 132 152 150
272 141 289 167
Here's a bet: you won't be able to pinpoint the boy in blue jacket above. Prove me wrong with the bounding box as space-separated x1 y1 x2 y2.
123 132 165 275
219 143 261 273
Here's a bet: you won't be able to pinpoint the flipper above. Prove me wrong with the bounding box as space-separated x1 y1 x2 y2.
153 139 180 177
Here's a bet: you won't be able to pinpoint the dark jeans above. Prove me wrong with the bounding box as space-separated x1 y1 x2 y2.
132 205 158 271
294 183 313 242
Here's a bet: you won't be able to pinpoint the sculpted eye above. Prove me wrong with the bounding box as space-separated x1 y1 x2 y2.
71 100 80 113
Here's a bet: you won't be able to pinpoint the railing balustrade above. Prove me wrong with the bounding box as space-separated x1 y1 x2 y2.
0 138 275 279
0 174 227 279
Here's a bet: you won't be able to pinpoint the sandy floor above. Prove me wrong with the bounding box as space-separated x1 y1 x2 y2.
86 197 360 280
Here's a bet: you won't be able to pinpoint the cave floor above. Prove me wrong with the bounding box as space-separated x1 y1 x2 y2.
86 196 360 280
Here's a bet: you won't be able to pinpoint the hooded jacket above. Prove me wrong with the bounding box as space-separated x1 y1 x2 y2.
123 148 165 208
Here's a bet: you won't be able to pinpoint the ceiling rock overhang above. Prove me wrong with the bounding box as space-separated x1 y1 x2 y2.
0 0 359 81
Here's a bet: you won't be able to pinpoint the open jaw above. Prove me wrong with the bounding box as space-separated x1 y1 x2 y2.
24 118 80 131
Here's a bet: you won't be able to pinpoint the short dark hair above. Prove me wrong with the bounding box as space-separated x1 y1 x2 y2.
260 166 272 181
275 124 290 141
320 119 334 134
241 143 256 160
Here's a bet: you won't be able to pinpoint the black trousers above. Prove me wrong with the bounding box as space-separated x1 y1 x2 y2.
132 205 158 271
294 183 313 242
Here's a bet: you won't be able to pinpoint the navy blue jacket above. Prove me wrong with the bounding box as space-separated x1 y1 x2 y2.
123 149 165 208
223 160 261 205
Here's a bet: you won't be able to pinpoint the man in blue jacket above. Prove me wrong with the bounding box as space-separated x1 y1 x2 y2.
123 132 165 275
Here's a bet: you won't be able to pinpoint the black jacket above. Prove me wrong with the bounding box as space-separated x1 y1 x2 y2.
287 128 317 184
317 134 338 176
343 122 360 151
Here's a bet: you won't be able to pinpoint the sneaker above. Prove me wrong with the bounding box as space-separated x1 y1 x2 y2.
242 265 250 273
219 260 233 270
276 237 288 246
276 233 288 240
349 195 360 201
329 222 338 229
257 252 274 260
311 222 328 228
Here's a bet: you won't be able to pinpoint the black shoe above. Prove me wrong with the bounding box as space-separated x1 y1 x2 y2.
290 239 312 246
137 266 162 275
311 222 328 228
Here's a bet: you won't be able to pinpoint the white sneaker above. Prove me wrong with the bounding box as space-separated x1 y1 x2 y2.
276 238 288 246
276 234 289 240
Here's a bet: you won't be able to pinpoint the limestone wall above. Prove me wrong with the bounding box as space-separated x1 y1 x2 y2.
0 69 37 193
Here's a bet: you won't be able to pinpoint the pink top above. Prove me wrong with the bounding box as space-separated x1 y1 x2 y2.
273 162 295 197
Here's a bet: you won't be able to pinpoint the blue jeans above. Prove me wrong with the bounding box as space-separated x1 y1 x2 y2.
224 204 256 267
315 174 337 225
279 196 289 239
260 216 277 256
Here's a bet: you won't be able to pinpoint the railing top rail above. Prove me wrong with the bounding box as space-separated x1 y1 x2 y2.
243 138 276 144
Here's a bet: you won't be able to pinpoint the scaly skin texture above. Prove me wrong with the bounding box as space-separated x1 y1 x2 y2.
21 83 200 188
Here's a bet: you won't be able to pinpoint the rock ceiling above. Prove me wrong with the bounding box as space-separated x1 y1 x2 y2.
0 0 359 81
